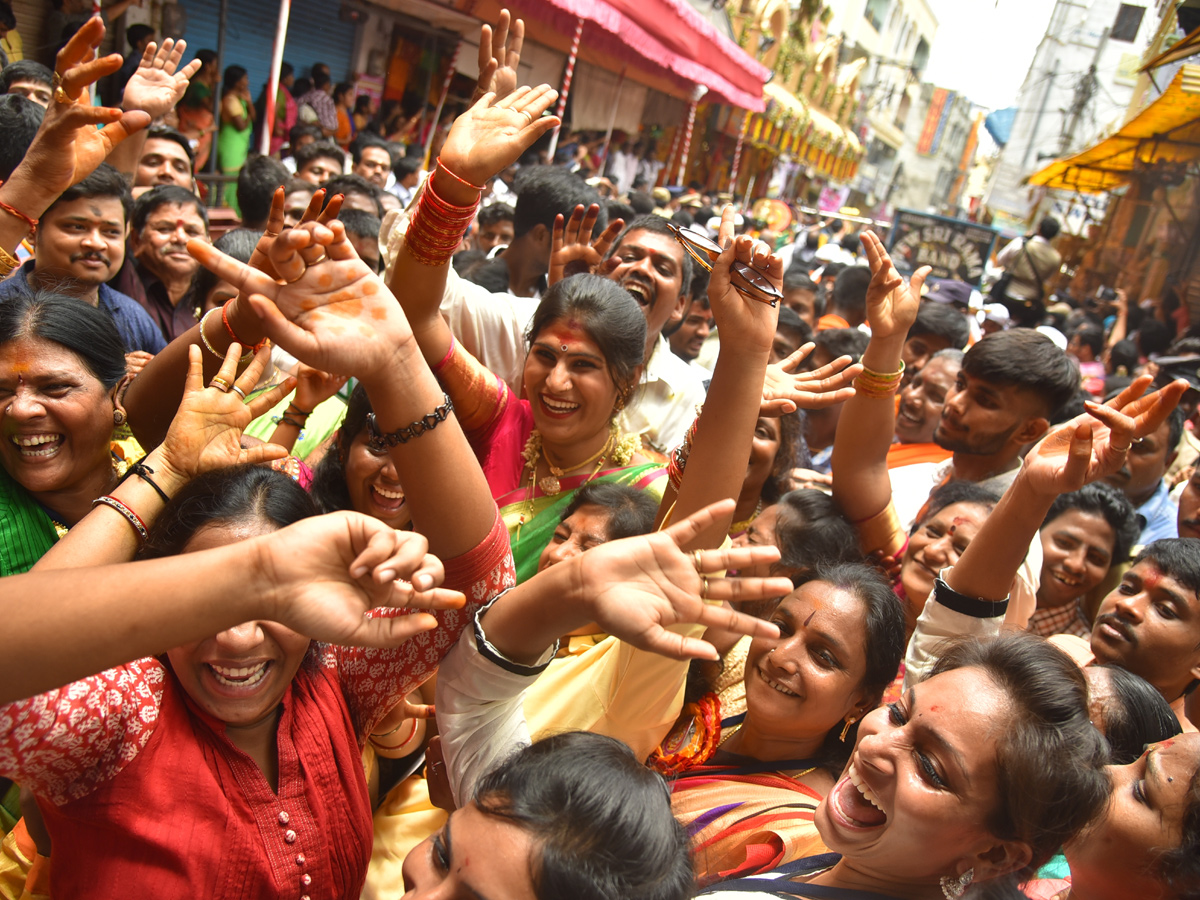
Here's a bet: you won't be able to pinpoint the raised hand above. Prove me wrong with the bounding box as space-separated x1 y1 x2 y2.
120 37 201 120
1020 375 1188 497
260 513 465 648
438 85 559 189
188 220 410 381
573 500 792 660
860 230 929 342
548 203 624 285
762 343 862 415
156 343 294 483
707 205 783 358
5 18 150 215
472 9 525 104
294 363 349 412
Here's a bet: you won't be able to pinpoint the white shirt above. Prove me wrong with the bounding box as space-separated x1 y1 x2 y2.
438 263 706 453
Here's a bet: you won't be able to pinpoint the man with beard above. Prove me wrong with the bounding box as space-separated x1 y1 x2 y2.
0 164 164 363
888 328 1078 529
109 185 210 343
1100 406 1183 545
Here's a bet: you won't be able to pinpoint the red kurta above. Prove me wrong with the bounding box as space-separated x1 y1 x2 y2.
0 513 514 898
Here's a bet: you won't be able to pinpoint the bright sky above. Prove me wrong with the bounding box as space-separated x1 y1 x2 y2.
922 0 1057 111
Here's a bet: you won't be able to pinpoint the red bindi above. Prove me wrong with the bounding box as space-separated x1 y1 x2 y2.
1143 570 1163 591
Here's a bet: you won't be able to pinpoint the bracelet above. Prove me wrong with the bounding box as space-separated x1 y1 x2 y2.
130 462 171 504
222 299 268 355
0 242 18 278
853 361 905 400
371 716 420 743
406 179 478 267
435 157 485 192
0 182 38 233
286 403 313 418
198 307 249 362
279 415 306 428
666 415 701 490
92 495 149 542
366 392 454 451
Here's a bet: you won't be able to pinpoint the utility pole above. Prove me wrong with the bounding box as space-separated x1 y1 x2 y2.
1022 59 1059 172
1060 27 1109 156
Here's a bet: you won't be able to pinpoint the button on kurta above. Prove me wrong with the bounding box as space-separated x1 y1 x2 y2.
285 829 297 843
295 853 305 866
278 811 290 825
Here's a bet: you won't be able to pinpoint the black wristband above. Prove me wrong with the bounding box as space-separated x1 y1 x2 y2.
130 461 171 505
933 574 1009 620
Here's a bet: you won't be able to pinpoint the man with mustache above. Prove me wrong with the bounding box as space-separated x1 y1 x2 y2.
887 329 1079 529
0 163 164 361
1100 406 1183 545
1054 539 1200 732
109 184 210 343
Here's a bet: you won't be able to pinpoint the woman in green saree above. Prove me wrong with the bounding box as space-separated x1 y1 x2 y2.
423 272 661 581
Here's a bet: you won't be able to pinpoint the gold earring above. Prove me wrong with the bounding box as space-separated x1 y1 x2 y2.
839 716 857 742
113 408 127 427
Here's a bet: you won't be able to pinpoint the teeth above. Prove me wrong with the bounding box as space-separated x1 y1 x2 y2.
541 396 579 412
1054 572 1081 586
209 661 268 687
848 763 884 812
13 434 60 446
759 667 799 697
374 486 404 500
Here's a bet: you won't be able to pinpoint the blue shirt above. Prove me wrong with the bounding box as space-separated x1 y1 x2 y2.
0 260 167 355
1137 478 1179 545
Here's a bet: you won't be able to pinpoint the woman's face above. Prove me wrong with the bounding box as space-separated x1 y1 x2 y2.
402 802 538 900
745 416 783 499
537 503 613 572
899 502 989 627
523 319 621 451
343 429 412 530
1038 508 1116 609
0 336 117 497
743 583 870 747
167 520 312 728
732 503 784 577
816 666 1025 884
1065 735 1200 900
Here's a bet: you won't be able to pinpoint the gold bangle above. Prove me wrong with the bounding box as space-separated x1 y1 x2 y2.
199 308 253 362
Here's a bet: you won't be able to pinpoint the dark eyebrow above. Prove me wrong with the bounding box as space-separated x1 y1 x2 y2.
907 687 970 787
445 817 492 900
529 340 604 363
809 625 849 656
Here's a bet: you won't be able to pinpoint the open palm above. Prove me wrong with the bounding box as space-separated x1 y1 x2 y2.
121 38 201 119
860 230 928 341
439 85 559 188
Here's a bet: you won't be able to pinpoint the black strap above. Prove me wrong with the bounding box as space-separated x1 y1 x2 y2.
1020 240 1046 297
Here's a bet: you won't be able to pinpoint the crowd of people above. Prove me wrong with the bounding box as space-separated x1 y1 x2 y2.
0 10 1199 900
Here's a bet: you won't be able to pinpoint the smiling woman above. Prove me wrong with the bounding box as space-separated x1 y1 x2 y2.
0 292 132 574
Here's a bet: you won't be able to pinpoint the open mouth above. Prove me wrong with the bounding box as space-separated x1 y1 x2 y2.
539 394 580 418
1050 570 1083 589
757 664 800 697
11 433 64 459
622 280 652 307
205 660 271 690
828 762 888 829
371 484 406 512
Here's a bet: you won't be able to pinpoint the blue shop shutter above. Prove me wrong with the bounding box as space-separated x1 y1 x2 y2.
179 0 357 97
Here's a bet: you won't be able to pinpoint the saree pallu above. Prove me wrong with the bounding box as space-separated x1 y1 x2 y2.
671 759 828 887
498 463 665 582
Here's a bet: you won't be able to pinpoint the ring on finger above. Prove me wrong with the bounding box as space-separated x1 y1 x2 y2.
700 575 709 598
53 85 73 105
231 384 247 401
309 252 329 266
691 549 704 573
209 376 232 392
1113 444 1132 453
519 110 533 124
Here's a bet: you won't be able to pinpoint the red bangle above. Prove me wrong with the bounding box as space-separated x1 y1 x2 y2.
0 182 38 233
222 299 268 354
435 157 485 192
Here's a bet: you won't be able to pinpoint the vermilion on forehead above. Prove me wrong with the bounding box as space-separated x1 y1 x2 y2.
616 231 684 263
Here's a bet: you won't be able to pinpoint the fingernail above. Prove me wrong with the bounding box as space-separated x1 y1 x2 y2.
350 566 368 579
721 237 732 249
378 569 397 582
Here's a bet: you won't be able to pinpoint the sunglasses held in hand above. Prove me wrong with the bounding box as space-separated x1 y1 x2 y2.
666 223 783 308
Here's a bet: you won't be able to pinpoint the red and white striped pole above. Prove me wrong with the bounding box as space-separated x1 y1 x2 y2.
729 109 747 198
423 39 462 170
671 84 707 184
259 0 293 156
546 16 583 161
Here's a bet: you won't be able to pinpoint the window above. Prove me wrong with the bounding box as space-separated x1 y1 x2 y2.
1111 4 1146 42
864 0 891 32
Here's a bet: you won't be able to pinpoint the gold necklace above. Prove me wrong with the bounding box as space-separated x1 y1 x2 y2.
538 429 614 494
